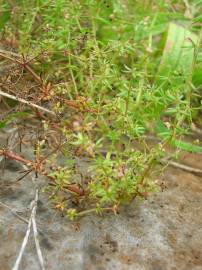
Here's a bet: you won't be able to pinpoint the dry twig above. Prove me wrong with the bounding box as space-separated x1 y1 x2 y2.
12 189 45 270
0 50 42 84
32 197 45 270
0 201 29 224
0 90 56 116
161 158 202 174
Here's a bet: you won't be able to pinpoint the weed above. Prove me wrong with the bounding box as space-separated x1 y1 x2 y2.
0 0 201 219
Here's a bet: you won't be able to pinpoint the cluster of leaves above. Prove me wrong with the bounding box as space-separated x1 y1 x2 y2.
0 0 202 219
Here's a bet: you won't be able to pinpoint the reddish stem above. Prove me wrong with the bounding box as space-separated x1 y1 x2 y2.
0 150 84 196
1 150 32 165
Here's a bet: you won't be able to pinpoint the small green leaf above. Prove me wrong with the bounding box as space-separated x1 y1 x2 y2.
0 111 30 129
171 140 202 153
155 121 202 153
155 121 171 140
0 6 10 30
192 63 202 86
0 120 7 129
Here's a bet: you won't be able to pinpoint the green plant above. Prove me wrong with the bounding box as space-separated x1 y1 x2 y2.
0 0 201 219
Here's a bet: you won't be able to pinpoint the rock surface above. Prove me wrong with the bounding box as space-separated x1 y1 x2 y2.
0 133 202 270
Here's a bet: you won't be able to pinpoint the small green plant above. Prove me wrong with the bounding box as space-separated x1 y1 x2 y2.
0 0 201 219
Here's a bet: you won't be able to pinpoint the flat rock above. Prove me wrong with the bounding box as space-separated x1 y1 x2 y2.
0 138 202 270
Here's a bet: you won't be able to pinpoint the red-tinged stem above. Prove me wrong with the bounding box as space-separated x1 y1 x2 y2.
0 150 84 196
0 150 32 165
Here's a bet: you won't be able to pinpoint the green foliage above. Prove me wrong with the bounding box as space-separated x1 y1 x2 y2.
155 23 198 87
0 3 10 30
0 111 29 129
1 0 201 219
156 121 202 153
